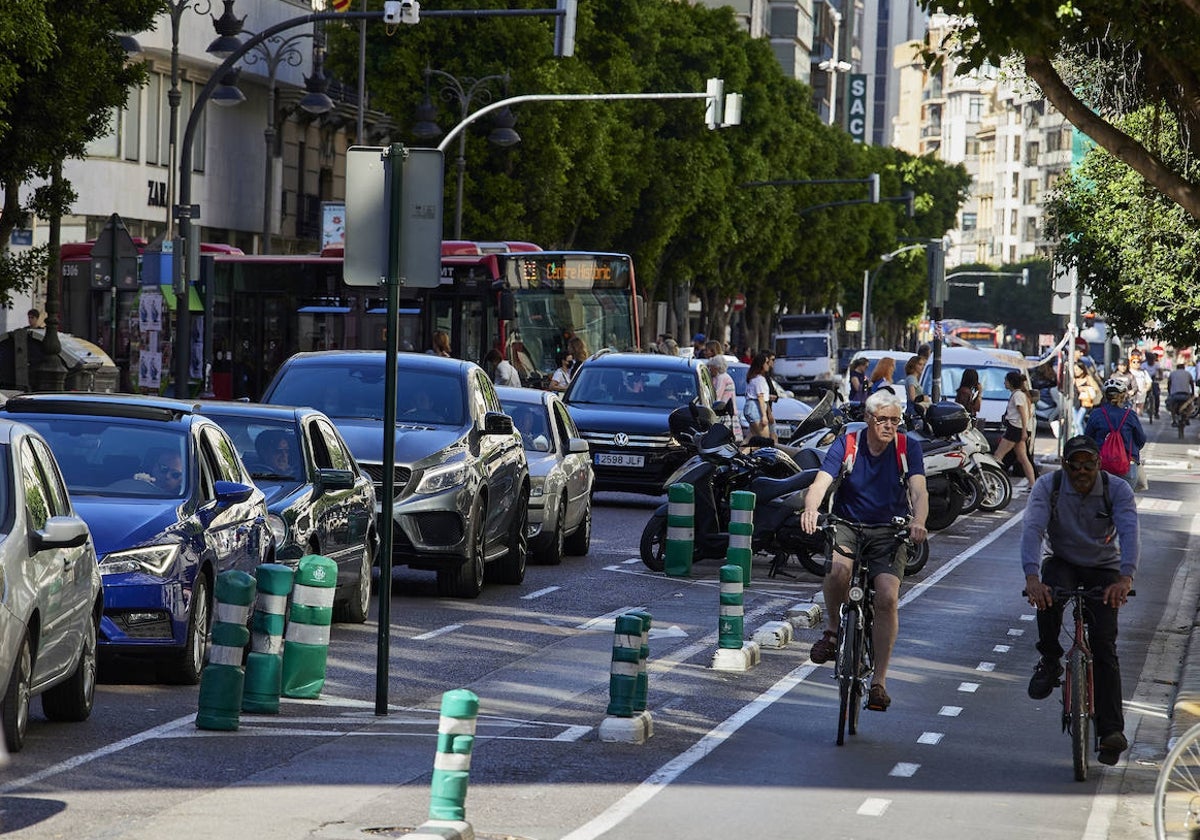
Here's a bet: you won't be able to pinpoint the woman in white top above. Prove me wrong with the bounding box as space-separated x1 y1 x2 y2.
549 351 573 392
708 355 742 441
993 369 1037 490
743 351 774 442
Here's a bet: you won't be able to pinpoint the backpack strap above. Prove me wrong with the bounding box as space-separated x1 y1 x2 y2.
841 429 861 476
1050 469 1112 522
841 428 909 487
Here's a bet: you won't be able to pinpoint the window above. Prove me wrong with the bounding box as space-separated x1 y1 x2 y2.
1025 141 1040 165
968 96 985 121
315 420 352 470
1009 209 1018 235
1023 216 1039 241
965 137 980 156
961 212 977 231
1024 179 1040 203
20 441 50 530
122 86 141 162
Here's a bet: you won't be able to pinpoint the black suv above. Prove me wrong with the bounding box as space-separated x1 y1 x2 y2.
261 352 529 598
563 353 714 494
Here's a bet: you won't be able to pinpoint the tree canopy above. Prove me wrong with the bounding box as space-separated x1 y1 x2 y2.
326 0 969 348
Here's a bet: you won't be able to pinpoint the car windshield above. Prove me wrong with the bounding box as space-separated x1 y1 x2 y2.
501 401 551 452
928 365 1017 401
568 367 697 408
775 336 828 358
727 363 749 396
19 417 189 498
268 363 465 426
205 415 301 481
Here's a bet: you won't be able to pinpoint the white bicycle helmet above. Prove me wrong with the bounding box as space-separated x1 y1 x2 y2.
1102 377 1127 396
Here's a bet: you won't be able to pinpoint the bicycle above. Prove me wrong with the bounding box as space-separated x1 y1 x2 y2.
1155 721 1200 839
1168 392 1196 440
1024 584 1134 781
822 514 912 746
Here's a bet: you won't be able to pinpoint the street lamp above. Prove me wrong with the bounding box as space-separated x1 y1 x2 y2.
411 68 521 239
862 244 925 349
818 5 852 127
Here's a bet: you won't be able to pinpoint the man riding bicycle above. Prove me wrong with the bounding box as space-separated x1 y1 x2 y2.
800 388 929 712
1023 435 1139 766
1166 361 1196 427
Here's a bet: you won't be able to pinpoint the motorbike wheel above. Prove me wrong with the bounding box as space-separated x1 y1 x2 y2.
904 539 930 576
959 472 984 515
976 463 1013 512
639 512 668 572
925 484 964 531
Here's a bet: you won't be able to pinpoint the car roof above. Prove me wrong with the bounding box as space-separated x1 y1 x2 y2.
1 392 202 422
193 401 316 423
277 350 477 375
495 386 556 407
933 346 1026 368
578 352 705 372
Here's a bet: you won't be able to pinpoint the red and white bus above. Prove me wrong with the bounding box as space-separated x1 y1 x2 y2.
947 322 1002 349
203 241 641 399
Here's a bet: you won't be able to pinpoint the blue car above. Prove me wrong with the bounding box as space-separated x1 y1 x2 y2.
0 394 273 684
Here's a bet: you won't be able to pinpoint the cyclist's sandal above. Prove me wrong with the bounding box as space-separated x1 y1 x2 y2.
867 683 891 711
810 630 837 664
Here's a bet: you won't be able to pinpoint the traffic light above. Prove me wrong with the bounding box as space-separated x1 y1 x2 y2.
868 173 880 204
554 0 576 57
1021 267 1029 286
705 78 724 129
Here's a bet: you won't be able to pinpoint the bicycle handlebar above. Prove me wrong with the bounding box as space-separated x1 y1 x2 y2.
1021 585 1137 599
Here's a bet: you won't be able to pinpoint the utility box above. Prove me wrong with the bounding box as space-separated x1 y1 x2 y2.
0 328 120 393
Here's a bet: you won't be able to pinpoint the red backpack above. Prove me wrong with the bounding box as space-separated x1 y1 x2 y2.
1099 409 1132 476
841 429 910 486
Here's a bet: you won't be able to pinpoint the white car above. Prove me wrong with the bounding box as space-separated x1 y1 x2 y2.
728 362 813 440
0 419 103 753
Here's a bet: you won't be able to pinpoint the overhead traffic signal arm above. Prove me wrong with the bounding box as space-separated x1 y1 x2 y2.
738 173 912 216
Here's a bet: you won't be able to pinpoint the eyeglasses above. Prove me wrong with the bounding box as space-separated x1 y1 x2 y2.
274 446 291 456
1065 459 1099 473
871 415 902 426
157 465 183 480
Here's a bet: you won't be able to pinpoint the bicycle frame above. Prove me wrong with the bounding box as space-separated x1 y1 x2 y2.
1060 589 1095 734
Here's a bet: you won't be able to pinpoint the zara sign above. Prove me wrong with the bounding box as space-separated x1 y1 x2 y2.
847 73 867 143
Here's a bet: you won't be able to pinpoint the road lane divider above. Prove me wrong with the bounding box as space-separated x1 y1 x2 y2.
397 689 480 840
282 554 336 699
196 570 256 731
712 564 760 672
243 563 295 714
665 483 694 577
600 612 653 744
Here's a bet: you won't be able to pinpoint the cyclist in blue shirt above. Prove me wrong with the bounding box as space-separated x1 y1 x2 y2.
800 388 929 712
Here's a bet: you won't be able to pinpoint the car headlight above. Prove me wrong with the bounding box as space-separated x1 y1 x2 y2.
101 544 182 577
267 513 288 547
529 477 545 499
414 462 470 495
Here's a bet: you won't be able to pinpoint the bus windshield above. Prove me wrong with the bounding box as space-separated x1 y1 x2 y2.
775 336 829 358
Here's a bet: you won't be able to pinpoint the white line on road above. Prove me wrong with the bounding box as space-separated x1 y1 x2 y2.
889 762 921 777
917 732 944 745
412 624 462 640
993 644 1011 653
857 798 891 816
521 586 561 600
1007 628 1025 636
939 706 963 716
577 606 642 631
977 662 996 672
562 509 1028 840
958 682 981 693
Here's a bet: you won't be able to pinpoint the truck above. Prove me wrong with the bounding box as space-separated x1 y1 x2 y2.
771 313 841 395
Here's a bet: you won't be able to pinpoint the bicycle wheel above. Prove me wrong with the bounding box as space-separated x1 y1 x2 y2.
1155 722 1200 839
1068 650 1090 782
848 626 866 736
835 609 859 746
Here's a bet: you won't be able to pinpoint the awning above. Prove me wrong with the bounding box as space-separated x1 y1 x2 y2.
298 305 352 314
156 283 203 313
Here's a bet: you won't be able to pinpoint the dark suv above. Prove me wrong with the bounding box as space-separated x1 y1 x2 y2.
261 351 529 598
563 353 714 494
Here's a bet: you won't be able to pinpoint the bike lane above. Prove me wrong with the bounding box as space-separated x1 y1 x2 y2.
562 479 1194 840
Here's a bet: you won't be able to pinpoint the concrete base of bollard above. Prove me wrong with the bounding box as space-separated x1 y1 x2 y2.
397 820 475 840
787 602 823 629
711 640 761 672
752 620 794 649
599 710 653 744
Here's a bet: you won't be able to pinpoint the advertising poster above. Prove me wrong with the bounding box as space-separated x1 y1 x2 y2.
322 201 346 251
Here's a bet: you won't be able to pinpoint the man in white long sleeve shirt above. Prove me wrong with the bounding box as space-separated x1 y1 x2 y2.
1021 435 1139 766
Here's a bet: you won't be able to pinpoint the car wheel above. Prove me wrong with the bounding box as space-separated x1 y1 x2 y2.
639 511 667 572
42 610 98 722
163 573 210 685
2 632 32 753
494 495 529 584
563 498 592 557
438 497 487 599
537 499 566 566
335 541 373 624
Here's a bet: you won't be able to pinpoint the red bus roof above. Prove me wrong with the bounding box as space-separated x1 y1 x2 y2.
60 240 244 260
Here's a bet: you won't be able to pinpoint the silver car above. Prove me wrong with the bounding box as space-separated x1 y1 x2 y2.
497 388 593 565
0 419 103 753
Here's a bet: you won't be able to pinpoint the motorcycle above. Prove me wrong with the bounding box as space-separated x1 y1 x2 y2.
955 417 1012 512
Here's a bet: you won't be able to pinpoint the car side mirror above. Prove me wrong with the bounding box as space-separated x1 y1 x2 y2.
214 480 255 507
483 411 515 436
33 515 90 551
315 468 355 492
568 437 589 454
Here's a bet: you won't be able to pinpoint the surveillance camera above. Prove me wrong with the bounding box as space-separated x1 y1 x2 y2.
383 0 420 24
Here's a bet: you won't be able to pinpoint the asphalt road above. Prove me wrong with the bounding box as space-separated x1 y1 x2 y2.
1 418 1194 839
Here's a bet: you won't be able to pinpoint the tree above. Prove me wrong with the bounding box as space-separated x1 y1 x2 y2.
919 0 1200 220
1047 107 1200 346
0 0 158 303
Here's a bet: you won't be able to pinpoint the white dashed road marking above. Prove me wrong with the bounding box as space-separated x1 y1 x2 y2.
958 682 980 693
412 624 462 640
993 644 1011 653
977 662 996 672
889 762 921 777
522 586 561 600
857 798 892 816
917 732 944 745
939 706 963 717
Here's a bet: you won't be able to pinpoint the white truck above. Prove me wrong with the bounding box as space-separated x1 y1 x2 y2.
771 313 841 395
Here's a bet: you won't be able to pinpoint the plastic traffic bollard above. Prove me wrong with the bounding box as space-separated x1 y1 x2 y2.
718 564 745 649
428 689 480 822
664 482 694 577
281 554 337 699
243 563 296 714
196 570 256 731
728 490 755 583
605 613 644 717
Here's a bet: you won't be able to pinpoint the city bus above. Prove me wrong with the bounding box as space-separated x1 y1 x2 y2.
202 241 641 399
947 321 1002 349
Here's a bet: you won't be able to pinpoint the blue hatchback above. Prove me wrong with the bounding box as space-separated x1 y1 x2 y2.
0 394 273 684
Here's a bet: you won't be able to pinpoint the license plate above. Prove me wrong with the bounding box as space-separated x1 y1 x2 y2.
595 453 645 468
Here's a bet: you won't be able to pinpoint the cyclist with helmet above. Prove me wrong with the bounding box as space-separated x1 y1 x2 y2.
1107 358 1136 403
1167 361 1196 427
799 388 928 712
1085 378 1147 488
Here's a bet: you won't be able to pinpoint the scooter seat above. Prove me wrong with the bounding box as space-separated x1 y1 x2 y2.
920 438 960 456
750 469 818 501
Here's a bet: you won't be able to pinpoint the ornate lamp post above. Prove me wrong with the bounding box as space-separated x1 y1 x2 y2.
411 68 520 239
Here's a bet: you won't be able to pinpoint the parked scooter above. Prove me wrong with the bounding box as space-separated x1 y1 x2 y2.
955 417 1012 512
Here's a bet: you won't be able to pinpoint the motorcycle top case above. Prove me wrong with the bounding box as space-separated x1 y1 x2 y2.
924 401 970 437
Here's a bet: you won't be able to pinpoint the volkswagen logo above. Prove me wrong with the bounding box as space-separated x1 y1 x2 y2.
613 432 630 447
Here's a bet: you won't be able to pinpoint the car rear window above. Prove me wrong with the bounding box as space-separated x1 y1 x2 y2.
268 363 465 426
925 364 1019 402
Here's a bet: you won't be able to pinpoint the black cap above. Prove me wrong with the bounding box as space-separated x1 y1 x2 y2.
1063 435 1100 460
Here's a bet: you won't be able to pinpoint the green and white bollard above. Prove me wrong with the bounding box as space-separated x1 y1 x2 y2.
599 612 654 743
664 482 694 577
243 563 295 714
429 689 480 821
728 490 755 584
712 564 761 672
627 609 652 714
281 554 337 699
196 570 255 731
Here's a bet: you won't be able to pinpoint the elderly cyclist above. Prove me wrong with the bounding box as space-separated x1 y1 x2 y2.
799 388 929 712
